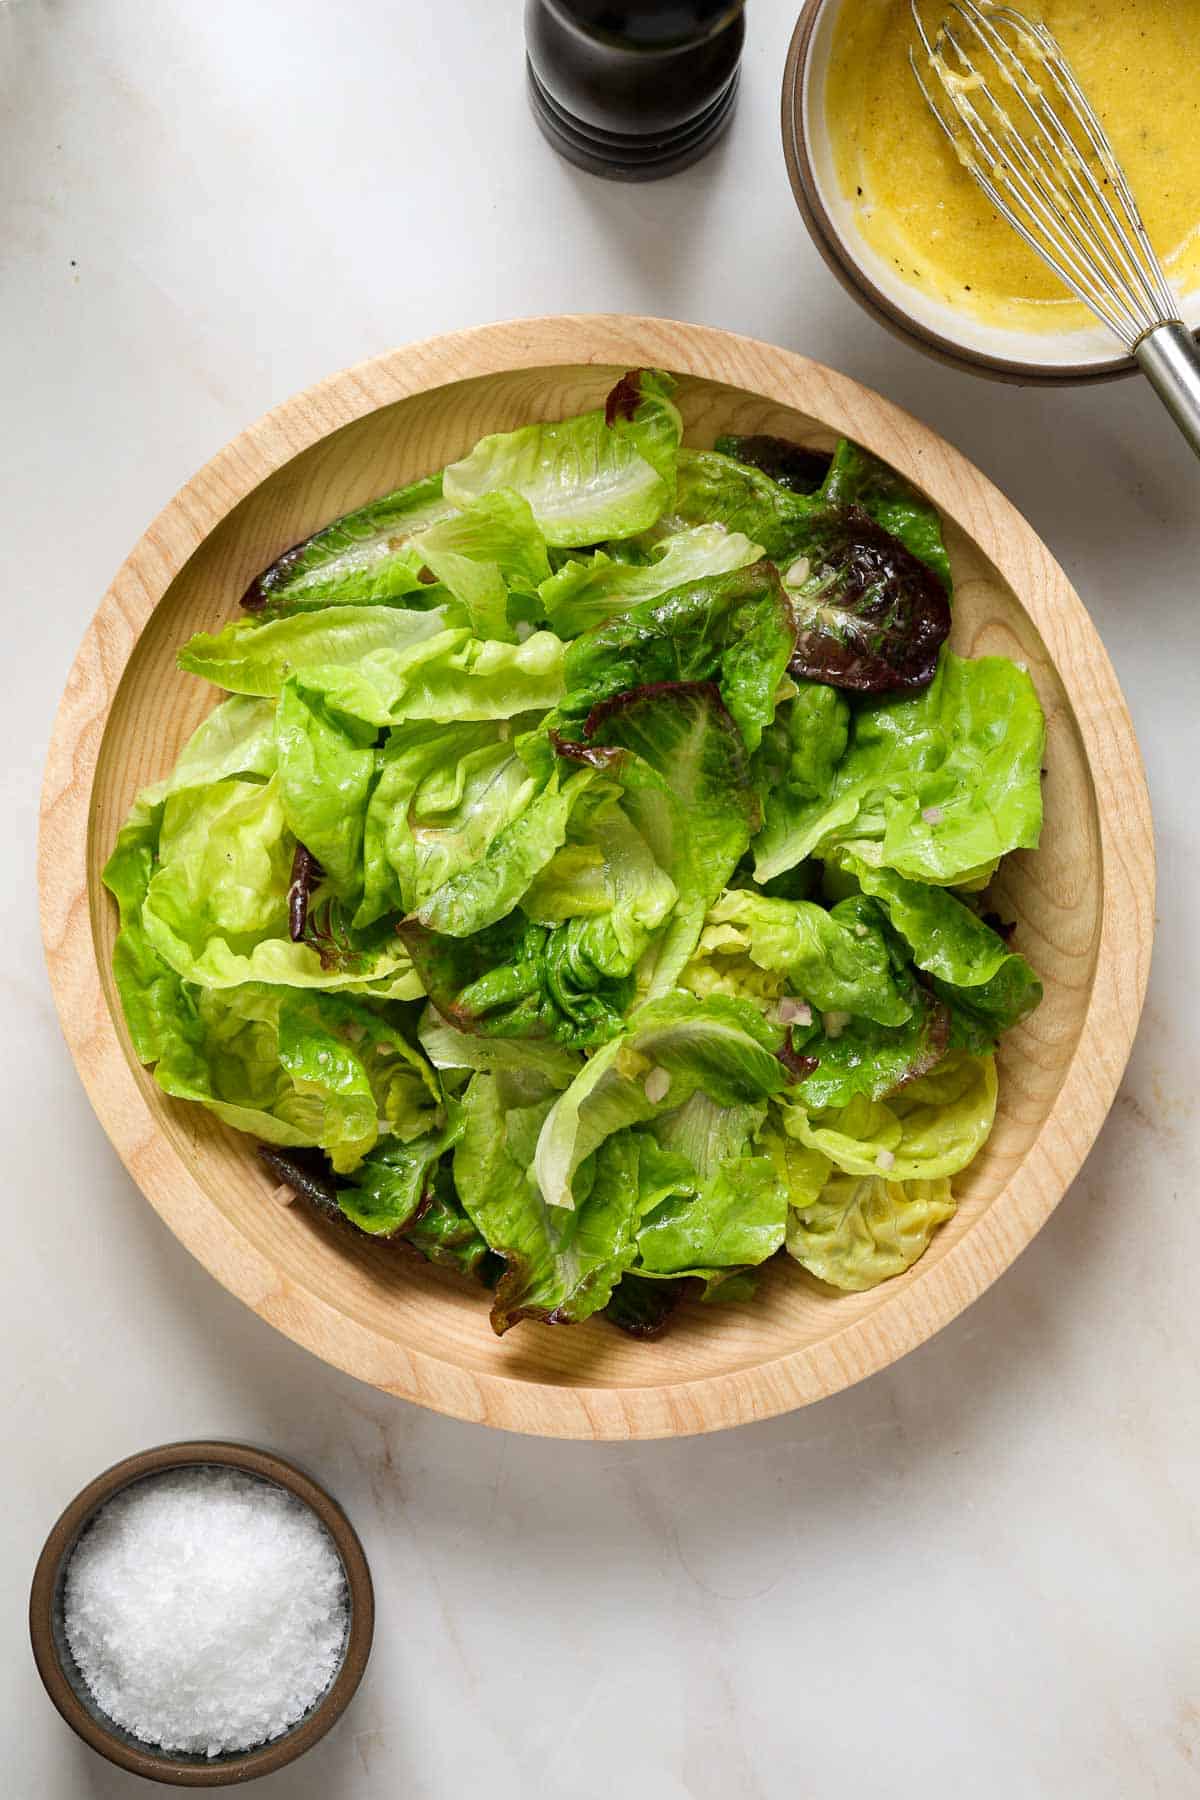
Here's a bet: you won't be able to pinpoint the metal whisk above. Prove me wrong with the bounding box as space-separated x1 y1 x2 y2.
910 0 1200 458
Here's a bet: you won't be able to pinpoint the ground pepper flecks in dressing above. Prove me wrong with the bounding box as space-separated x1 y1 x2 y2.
826 0 1200 330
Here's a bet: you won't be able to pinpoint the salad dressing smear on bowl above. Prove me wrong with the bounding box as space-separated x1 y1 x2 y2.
826 0 1200 331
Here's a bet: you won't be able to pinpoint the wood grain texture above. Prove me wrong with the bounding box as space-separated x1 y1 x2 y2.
38 316 1155 1440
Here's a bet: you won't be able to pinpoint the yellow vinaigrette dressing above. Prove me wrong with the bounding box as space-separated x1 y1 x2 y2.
826 0 1200 330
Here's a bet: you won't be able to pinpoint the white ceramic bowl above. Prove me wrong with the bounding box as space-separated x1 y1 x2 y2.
782 0 1200 384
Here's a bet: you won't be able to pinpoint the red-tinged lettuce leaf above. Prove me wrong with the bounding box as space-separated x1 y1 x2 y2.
603 1272 686 1337
714 433 832 494
556 562 797 752
819 439 952 594
784 506 951 694
241 473 454 612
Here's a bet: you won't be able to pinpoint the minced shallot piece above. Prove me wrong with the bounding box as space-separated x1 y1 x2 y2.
877 1149 897 1172
774 997 813 1028
644 1067 671 1104
921 805 945 825
822 1010 851 1039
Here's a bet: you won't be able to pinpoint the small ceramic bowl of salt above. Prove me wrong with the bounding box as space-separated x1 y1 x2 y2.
29 1441 373 1785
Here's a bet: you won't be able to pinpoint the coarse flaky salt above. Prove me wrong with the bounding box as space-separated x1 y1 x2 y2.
63 1468 348 1759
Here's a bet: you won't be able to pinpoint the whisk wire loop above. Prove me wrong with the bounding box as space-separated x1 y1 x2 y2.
908 0 1181 350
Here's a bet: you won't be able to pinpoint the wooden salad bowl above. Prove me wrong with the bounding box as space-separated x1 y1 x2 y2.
39 316 1154 1440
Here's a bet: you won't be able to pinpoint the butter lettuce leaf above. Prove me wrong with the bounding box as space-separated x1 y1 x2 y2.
444 369 682 547
540 523 762 637
556 562 795 753
833 852 1043 1048
560 683 760 997
454 1075 642 1332
786 1173 956 1291
241 472 456 613
755 652 1045 885
409 489 550 642
781 1049 997 1181
178 603 461 695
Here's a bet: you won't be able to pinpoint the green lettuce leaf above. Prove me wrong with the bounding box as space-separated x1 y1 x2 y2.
539 524 763 637
788 989 951 1110
418 1004 583 1095
533 992 794 1211
752 682 851 814
635 1155 786 1275
409 489 550 642
166 694 280 789
241 472 457 612
453 1075 642 1332
833 852 1043 1047
275 680 376 898
556 562 796 753
269 628 565 729
399 1161 493 1276
414 763 601 939
755 652 1045 885
560 683 760 996
139 773 419 993
786 1173 956 1291
691 889 914 1026
399 914 634 1049
178 603 461 695
443 369 682 547
662 448 818 558
149 983 441 1174
781 1049 997 1181
335 1107 462 1236
357 720 541 927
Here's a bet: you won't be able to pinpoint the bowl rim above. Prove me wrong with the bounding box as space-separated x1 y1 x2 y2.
28 1440 374 1784
37 313 1155 1439
780 0 1189 386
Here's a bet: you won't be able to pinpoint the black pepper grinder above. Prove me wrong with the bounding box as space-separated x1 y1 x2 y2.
525 1 746 182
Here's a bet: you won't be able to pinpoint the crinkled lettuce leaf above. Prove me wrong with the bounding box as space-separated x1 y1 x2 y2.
241 472 456 613
409 489 550 642
781 1049 997 1181
178 602 462 695
539 523 762 637
786 1173 956 1291
755 652 1045 885
334 1107 462 1235
275 680 376 899
556 562 796 753
753 681 851 812
454 1075 643 1332
692 888 914 1026
833 851 1043 1048
663 448 819 559
560 683 760 997
781 504 951 693
399 913 634 1049
819 438 952 594
443 369 682 547
533 991 795 1211
137 772 420 993
147 981 440 1173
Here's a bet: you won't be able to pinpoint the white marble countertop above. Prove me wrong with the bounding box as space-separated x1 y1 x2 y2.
5 1 1198 1793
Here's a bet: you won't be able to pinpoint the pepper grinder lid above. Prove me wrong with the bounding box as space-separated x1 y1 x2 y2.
525 0 746 182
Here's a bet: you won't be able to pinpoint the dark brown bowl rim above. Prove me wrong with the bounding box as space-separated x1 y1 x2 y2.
29 1441 374 1787
781 0 1165 387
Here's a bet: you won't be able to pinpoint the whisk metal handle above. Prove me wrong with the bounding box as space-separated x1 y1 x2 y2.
1134 323 1200 461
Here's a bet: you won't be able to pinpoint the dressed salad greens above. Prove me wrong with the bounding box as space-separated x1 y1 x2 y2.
104 370 1044 1337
